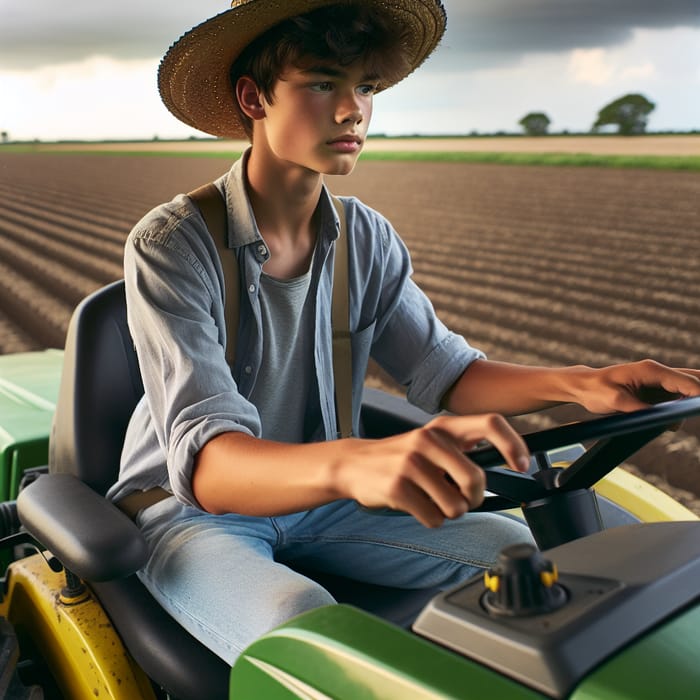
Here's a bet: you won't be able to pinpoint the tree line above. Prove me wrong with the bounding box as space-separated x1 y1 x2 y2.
519 93 656 136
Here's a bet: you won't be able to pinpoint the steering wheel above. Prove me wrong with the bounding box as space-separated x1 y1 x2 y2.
366 396 700 548
468 395 700 548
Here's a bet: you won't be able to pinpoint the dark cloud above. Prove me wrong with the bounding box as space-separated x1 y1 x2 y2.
1 1 224 69
2 0 699 70
438 0 700 69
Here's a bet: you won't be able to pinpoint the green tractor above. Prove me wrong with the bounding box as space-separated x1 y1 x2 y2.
0 280 699 699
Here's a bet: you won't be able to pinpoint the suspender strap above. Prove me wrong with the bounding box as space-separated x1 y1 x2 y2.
188 184 353 439
330 195 353 438
188 183 240 367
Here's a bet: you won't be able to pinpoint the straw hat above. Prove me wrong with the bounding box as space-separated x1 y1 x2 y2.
158 0 447 139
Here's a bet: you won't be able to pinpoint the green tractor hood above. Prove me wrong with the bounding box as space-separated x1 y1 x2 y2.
0 350 63 500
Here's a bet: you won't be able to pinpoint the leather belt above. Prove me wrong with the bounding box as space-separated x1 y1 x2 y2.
115 486 173 520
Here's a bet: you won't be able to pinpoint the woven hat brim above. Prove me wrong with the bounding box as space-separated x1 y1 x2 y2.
158 0 446 139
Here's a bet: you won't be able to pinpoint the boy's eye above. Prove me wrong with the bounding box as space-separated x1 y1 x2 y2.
311 82 333 92
358 84 379 96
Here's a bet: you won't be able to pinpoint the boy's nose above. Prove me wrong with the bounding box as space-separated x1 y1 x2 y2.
335 94 363 124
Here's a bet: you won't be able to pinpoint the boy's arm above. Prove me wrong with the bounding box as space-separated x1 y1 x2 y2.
192 411 531 529
442 358 700 416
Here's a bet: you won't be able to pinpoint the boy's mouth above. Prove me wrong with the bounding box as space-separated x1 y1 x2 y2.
327 134 363 153
327 134 362 146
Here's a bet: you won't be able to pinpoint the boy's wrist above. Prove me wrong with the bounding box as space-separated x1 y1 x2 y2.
322 438 357 501
549 364 598 405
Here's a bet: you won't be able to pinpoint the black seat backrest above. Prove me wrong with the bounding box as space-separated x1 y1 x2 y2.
50 280 143 495
46 280 231 699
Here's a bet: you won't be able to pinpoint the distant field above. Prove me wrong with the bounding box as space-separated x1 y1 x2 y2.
9 134 700 155
365 134 700 156
8 134 700 170
0 151 699 512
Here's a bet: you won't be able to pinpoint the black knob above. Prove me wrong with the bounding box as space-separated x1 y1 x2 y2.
482 543 567 616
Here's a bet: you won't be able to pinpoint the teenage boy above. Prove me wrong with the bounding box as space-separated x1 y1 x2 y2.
109 0 700 664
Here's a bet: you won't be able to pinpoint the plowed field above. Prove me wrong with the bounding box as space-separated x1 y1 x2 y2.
1 152 699 511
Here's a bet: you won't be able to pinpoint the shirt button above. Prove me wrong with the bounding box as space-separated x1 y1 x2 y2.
257 244 268 257
244 366 253 374
248 284 255 293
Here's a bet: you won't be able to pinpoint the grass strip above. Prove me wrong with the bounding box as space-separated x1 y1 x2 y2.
359 150 700 171
2 146 699 171
0 146 243 159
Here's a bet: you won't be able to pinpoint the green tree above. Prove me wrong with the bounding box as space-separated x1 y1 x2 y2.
518 112 551 136
592 93 655 135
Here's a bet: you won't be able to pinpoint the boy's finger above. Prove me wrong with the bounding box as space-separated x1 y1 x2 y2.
431 413 530 473
637 363 700 398
469 414 531 473
406 434 483 516
397 480 448 528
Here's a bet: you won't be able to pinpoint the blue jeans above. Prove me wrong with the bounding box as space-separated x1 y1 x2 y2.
136 497 533 664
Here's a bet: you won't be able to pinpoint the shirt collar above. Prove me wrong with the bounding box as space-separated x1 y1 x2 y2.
223 149 341 250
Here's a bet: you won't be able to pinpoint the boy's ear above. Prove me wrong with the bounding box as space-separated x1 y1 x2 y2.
235 76 266 122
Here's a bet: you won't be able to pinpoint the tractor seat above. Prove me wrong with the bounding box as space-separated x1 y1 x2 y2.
17 280 438 700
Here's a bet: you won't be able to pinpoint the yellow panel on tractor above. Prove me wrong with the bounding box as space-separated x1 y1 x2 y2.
0 553 156 700
596 468 698 523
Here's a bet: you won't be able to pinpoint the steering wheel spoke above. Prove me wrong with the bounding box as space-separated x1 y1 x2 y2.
555 426 667 491
482 468 547 505
472 495 523 512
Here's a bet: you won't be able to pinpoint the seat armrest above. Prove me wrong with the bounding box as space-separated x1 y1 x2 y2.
17 473 149 581
360 387 436 438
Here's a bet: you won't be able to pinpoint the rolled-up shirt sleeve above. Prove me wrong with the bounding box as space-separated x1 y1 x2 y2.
120 200 260 507
376 278 483 413
359 211 485 415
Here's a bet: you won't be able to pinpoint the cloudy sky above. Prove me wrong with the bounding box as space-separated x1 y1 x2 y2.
2 0 699 141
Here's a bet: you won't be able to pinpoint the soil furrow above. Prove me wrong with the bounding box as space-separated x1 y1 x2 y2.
0 183 134 244
0 260 73 349
0 215 123 284
409 242 700 310
413 262 700 347
0 231 109 306
0 180 142 230
0 311 41 354
406 222 700 272
408 225 700 262
414 252 700 319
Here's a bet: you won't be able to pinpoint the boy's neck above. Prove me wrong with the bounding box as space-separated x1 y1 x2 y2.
244 146 324 279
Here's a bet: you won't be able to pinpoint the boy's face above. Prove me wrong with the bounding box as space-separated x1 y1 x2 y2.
253 61 378 176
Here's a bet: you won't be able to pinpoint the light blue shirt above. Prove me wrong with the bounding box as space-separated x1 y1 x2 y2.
108 153 485 508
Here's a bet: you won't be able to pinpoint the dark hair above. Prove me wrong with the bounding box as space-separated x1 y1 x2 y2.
230 5 411 138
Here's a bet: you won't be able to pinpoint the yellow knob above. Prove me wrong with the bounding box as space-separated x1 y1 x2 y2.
484 571 500 593
540 563 559 588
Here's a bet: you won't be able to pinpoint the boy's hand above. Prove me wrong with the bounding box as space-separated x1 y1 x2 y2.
570 360 700 415
338 413 530 528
